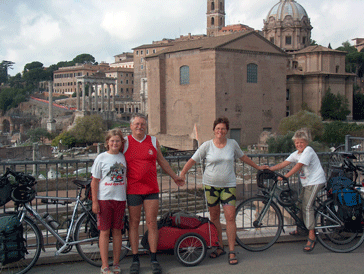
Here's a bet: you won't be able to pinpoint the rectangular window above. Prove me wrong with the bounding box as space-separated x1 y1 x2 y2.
302 36 306 44
286 89 290 100
286 36 292 45
247 63 258 83
180 66 190 85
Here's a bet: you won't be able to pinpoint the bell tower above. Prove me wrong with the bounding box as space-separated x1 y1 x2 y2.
207 0 225 36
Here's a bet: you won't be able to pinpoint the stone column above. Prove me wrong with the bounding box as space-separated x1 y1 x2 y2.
47 80 56 132
88 84 92 111
94 83 98 112
9 123 14 135
101 82 105 112
82 81 86 112
76 82 80 111
107 84 111 111
112 84 116 111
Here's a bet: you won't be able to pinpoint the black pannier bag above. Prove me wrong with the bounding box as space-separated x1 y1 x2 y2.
0 215 27 266
0 177 12 207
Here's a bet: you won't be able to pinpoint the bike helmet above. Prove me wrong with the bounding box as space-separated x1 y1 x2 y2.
11 186 36 203
277 189 298 207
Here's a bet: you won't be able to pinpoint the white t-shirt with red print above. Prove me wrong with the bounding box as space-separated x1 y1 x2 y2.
91 152 127 201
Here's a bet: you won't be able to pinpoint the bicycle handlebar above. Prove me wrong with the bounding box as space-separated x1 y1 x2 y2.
2 167 37 187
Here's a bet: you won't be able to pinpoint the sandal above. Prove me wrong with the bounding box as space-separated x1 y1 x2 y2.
228 251 238 265
112 264 121 274
303 238 316 252
129 261 140 274
100 266 113 274
209 246 226 259
151 261 162 274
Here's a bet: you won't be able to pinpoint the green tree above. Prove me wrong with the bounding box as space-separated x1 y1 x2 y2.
320 88 350 121
310 39 318 46
336 41 364 75
319 121 364 147
0 61 14 84
0 87 28 114
22 61 49 88
57 61 75 68
278 110 324 140
346 51 364 77
8 73 23 88
51 131 76 148
72 54 96 65
267 132 295 153
26 128 51 143
353 92 364 120
70 114 106 145
23 61 43 73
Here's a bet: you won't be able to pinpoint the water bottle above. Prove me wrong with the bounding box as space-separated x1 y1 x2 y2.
42 212 60 230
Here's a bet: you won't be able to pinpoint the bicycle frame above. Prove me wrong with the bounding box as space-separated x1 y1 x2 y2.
257 179 343 233
17 189 97 256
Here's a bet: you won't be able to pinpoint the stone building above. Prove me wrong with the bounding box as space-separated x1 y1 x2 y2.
53 63 110 96
263 0 312 52
207 0 226 37
110 52 134 69
286 46 354 119
133 0 355 150
146 31 287 149
353 38 364 53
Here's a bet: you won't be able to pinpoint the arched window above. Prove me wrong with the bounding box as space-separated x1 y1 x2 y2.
211 17 215 26
211 2 215 10
180 66 190 85
247 63 258 83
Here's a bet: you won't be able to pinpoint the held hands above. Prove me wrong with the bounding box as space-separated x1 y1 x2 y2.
174 175 185 187
258 165 270 170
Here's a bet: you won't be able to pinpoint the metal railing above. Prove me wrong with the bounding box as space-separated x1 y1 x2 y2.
1 150 363 248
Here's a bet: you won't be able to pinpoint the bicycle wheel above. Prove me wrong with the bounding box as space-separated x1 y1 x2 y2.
0 215 42 274
235 196 283 251
315 199 364 252
174 233 207 266
74 212 129 267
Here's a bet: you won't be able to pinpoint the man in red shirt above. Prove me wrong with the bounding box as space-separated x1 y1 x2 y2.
124 113 184 274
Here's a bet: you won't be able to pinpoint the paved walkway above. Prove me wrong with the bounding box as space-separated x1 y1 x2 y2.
29 240 364 274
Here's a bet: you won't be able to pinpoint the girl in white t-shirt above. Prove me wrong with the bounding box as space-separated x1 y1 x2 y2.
270 129 326 252
91 129 127 274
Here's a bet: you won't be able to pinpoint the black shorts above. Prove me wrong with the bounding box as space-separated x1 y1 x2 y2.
127 193 159 206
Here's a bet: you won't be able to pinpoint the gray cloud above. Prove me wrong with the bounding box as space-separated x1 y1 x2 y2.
0 0 362 75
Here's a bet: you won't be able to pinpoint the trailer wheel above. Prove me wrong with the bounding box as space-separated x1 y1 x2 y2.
174 233 207 266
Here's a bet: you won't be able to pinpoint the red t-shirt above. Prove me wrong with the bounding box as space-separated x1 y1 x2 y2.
124 135 159 195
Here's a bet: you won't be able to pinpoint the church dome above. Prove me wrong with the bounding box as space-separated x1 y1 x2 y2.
266 0 308 21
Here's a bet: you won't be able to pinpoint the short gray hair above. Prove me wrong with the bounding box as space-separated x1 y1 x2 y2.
130 113 147 124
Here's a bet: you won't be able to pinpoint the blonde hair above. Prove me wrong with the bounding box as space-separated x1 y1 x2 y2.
292 128 311 143
105 128 125 152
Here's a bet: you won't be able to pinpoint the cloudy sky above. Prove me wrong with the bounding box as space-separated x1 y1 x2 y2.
1 0 363 75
